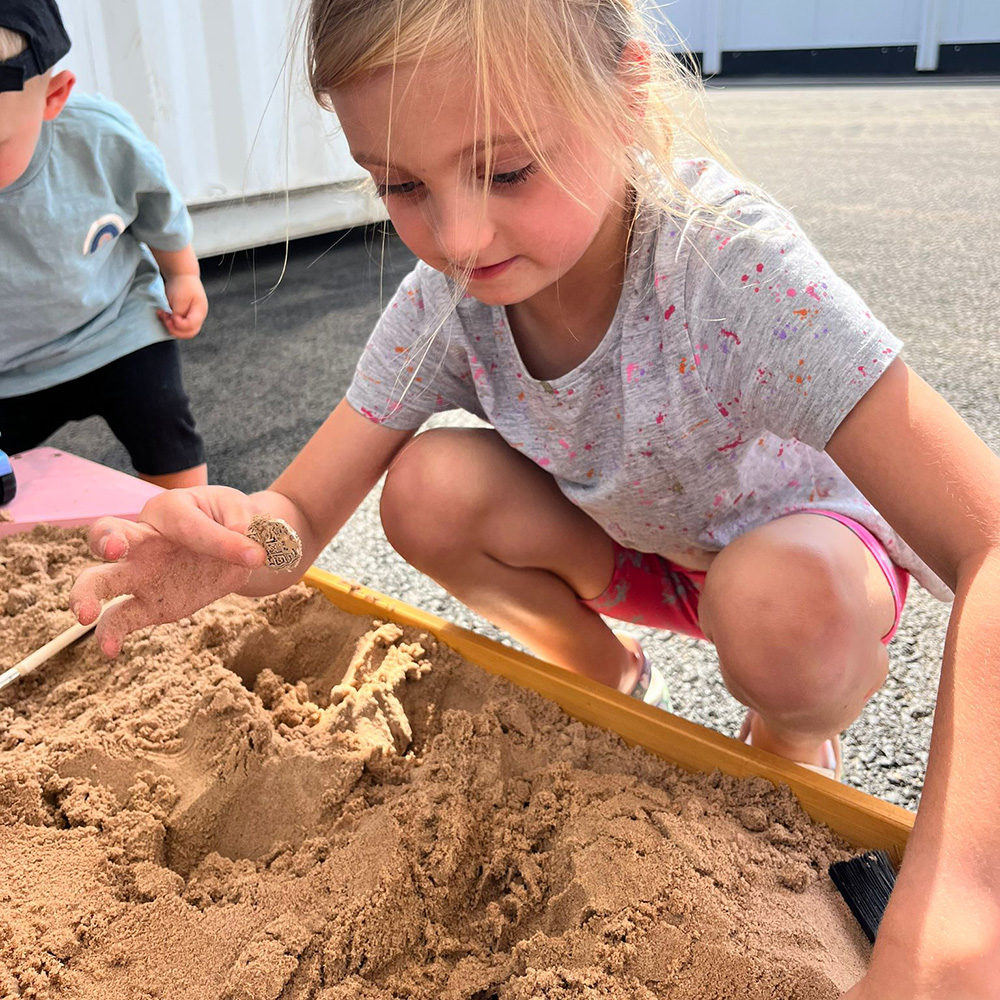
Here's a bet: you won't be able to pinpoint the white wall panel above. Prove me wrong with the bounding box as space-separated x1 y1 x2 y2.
45 1 1000 253
661 0 999 55
657 1 712 55
719 0 921 50
54 0 383 255
940 0 1000 43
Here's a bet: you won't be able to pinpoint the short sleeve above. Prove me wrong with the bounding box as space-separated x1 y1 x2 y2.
94 99 193 251
346 264 481 428
680 193 902 450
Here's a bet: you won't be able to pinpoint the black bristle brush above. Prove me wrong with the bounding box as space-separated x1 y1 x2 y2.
828 849 897 943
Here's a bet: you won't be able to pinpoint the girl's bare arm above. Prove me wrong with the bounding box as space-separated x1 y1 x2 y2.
69 399 415 654
239 399 415 595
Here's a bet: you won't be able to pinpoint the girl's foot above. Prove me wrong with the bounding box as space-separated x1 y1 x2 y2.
738 710 842 781
616 633 673 713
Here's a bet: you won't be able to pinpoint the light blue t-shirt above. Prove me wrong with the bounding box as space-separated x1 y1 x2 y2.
0 92 193 397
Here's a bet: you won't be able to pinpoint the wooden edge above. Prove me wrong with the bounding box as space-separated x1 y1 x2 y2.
303 566 914 860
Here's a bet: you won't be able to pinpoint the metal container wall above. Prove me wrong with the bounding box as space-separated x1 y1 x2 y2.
662 0 1000 73
55 0 384 255
52 0 999 254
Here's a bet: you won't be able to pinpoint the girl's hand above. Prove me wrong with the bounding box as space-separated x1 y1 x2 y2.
157 274 208 339
69 486 268 656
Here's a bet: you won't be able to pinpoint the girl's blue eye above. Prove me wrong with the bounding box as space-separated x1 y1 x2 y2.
375 180 419 198
375 162 538 199
490 162 538 188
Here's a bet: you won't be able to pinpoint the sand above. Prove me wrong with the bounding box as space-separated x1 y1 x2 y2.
0 527 870 999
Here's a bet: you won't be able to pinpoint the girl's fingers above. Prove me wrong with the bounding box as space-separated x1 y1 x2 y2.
70 590 103 627
93 598 143 657
143 496 266 568
71 487 273 647
204 486 264 533
87 516 144 562
90 491 268 567
69 563 130 624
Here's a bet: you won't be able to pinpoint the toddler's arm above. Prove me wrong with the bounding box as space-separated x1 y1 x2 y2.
69 399 414 655
151 244 208 339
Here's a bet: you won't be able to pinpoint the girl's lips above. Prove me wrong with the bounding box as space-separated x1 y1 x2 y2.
469 256 518 281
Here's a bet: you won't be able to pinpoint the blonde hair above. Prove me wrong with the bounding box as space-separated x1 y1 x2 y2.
300 0 746 412
0 26 27 62
303 0 737 223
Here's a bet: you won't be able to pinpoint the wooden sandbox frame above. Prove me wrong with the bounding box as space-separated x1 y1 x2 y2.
305 566 914 862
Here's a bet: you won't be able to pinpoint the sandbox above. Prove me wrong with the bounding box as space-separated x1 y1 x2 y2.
1 527 880 998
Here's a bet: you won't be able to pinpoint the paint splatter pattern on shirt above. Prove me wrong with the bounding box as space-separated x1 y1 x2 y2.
346 159 949 600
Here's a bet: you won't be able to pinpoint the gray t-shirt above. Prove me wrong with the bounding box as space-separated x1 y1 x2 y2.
347 159 949 600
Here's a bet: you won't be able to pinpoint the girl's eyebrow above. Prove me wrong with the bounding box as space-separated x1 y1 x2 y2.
353 133 535 171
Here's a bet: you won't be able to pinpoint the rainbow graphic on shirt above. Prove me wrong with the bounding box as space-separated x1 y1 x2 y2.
82 214 126 255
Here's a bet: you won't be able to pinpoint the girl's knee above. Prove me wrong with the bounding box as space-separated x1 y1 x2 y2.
380 428 490 561
700 539 881 713
702 537 851 643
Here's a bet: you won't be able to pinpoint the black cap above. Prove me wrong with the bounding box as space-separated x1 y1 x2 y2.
0 0 72 93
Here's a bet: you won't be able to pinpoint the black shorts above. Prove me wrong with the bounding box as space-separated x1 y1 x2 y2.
0 341 205 476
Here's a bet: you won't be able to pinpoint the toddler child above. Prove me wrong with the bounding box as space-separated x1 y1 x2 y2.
0 0 208 489
70 0 999 993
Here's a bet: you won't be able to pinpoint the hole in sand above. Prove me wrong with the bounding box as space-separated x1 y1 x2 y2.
161 593 437 878
163 751 353 878
226 591 367 704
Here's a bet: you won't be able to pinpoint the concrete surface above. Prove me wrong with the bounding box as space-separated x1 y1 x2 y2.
46 82 1000 810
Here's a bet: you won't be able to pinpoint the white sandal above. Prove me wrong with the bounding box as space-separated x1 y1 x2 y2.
616 633 673 714
738 710 842 781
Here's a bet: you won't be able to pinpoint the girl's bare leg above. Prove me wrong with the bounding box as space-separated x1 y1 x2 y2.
382 429 896 766
697 513 897 768
379 428 640 691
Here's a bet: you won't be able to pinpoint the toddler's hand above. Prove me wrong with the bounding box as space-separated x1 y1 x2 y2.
69 486 268 657
158 274 208 339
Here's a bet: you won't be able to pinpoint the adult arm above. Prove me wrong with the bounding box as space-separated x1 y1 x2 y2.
826 357 1000 997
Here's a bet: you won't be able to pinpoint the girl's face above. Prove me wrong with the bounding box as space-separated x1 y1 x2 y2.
331 58 630 307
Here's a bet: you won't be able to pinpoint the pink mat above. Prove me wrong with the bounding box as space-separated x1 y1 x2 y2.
0 448 162 538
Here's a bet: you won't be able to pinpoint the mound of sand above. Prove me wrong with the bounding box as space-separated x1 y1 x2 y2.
0 527 869 998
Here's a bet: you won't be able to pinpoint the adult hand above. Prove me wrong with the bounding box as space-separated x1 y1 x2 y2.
158 273 208 339
69 486 267 656
841 971 990 1000
839 924 996 1000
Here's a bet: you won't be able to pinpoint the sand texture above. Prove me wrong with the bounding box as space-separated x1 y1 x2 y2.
1 527 870 998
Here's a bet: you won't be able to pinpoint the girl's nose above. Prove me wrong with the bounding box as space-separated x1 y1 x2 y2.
430 189 495 269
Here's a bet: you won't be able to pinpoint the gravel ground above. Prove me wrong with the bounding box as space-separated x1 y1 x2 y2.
48 82 998 811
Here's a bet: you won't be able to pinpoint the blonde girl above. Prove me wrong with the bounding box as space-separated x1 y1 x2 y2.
71 0 999 993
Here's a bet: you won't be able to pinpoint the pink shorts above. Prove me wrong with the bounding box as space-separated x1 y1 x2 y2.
582 510 909 645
